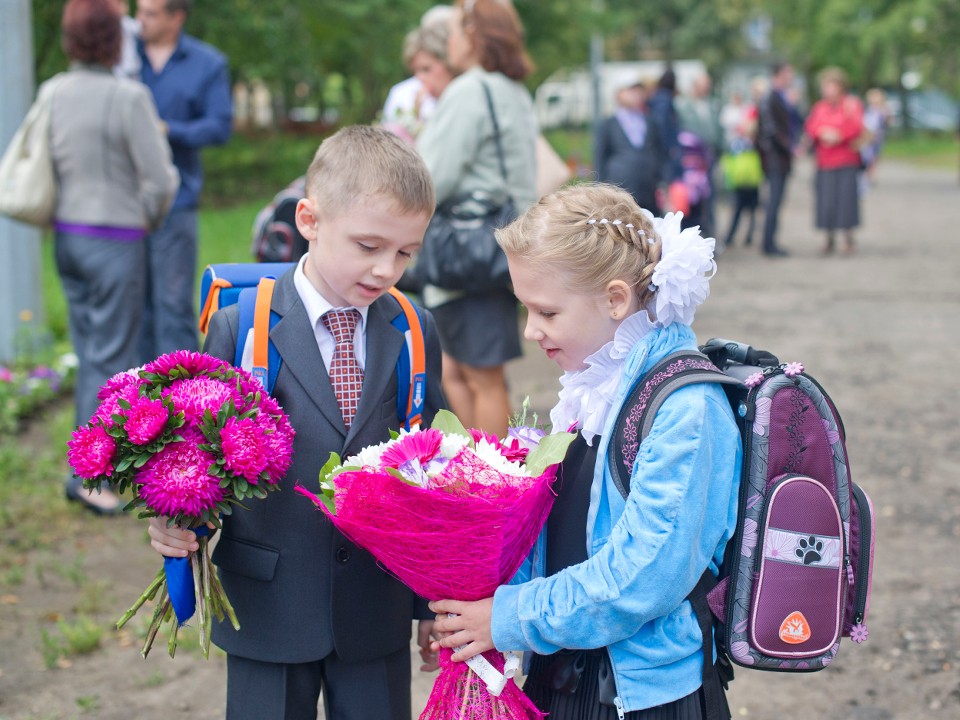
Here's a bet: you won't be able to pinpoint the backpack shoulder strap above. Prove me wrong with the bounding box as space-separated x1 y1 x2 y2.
386 287 427 429
609 350 740 498
236 278 281 394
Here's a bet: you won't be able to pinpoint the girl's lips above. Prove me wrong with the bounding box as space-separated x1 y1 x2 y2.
544 348 559 359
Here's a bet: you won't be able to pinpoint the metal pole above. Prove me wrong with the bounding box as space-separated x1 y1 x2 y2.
0 0 45 364
589 0 604 133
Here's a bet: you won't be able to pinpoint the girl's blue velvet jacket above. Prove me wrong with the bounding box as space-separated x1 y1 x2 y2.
492 324 743 712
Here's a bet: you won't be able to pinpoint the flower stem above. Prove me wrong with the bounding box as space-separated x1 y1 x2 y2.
210 566 240 631
141 586 169 659
191 549 207 659
167 615 179 658
201 539 214 654
116 566 165 630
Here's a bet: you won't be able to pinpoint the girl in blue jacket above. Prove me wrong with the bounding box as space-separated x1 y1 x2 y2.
430 183 742 719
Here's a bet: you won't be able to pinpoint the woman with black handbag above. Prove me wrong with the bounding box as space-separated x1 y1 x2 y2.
416 0 537 436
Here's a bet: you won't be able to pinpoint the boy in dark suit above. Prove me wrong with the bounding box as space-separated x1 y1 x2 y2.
148 126 445 720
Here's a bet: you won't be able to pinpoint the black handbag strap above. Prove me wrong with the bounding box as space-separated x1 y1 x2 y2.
479 80 509 185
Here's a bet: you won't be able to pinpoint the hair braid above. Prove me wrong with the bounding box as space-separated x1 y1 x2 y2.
497 183 664 307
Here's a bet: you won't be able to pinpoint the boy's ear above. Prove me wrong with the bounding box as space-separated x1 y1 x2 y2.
295 198 319 242
605 279 635 320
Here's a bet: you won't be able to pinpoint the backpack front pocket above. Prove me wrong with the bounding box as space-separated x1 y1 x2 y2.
750 474 845 660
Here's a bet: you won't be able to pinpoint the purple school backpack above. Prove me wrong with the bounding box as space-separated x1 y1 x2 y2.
611 339 875 718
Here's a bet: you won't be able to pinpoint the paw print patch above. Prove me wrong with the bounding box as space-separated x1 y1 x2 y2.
796 535 824 565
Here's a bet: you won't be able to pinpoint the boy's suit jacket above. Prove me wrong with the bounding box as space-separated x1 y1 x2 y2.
204 267 445 664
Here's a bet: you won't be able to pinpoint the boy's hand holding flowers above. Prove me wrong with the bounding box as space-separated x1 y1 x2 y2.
67 351 295 659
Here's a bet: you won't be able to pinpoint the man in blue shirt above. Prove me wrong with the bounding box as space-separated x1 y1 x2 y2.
136 0 232 360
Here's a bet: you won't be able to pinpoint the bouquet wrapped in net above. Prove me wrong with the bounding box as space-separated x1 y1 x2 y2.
67 351 295 658
297 408 574 720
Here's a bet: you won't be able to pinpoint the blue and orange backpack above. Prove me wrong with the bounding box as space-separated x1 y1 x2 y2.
199 262 427 429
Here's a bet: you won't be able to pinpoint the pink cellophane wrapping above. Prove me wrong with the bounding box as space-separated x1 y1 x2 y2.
298 450 558 719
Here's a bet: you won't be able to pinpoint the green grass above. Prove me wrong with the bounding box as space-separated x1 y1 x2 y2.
201 131 324 207
0 404 77 559
883 132 959 168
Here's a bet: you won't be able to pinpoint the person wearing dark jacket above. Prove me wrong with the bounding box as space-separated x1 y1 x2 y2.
594 81 666 213
756 62 795 257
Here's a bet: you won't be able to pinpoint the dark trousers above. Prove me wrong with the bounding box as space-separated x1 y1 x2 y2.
54 231 146 427
139 207 199 363
226 646 412 720
761 170 789 253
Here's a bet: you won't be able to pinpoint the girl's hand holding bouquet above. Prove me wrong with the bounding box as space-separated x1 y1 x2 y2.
297 404 574 720
67 351 295 658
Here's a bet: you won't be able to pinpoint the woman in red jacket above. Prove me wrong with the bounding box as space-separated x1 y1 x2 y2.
804 67 864 255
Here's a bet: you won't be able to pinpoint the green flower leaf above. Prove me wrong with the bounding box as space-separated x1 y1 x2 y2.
318 452 342 485
430 409 473 447
524 431 577 478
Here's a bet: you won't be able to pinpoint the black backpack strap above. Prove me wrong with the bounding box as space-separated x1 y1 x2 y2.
609 350 741 719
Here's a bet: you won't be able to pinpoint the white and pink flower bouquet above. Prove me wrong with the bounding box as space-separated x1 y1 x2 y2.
67 351 295 658
297 406 574 720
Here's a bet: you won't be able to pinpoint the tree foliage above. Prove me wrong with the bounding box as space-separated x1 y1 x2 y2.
30 0 958 123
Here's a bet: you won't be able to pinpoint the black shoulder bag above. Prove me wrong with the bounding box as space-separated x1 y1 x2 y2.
416 82 517 295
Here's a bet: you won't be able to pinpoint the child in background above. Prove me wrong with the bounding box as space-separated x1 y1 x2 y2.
148 126 446 720
430 183 742 719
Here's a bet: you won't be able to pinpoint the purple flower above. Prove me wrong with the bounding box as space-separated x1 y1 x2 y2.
137 430 224 517
257 412 295 483
29 366 61 392
123 396 169 445
0 366 12 383
164 376 242 424
220 416 270 482
67 425 117 479
850 623 869 644
744 372 764 389
507 425 547 452
783 362 805 378
93 383 141 428
142 351 229 378
97 370 142 401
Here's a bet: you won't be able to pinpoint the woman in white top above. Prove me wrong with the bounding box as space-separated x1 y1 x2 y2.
416 0 537 436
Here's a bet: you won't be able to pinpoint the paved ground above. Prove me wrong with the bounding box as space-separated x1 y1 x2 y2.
1 155 958 719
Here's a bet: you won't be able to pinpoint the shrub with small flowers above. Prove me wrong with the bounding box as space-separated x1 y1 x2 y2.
0 352 77 435
67 351 295 658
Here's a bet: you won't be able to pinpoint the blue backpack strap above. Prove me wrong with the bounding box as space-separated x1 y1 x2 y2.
236 284 282 394
609 350 741 720
386 288 427 429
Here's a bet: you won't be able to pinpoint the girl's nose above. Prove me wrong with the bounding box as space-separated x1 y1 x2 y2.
523 319 542 342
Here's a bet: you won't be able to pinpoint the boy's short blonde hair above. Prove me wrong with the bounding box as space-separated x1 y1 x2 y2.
305 125 436 219
497 183 662 309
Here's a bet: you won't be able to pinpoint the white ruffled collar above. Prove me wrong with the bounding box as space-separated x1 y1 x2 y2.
549 310 657 445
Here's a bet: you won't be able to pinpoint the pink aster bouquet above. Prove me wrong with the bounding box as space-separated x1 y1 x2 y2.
67 351 295 658
297 406 575 720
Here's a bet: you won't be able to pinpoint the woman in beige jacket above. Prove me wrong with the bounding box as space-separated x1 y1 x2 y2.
53 0 178 513
416 0 537 436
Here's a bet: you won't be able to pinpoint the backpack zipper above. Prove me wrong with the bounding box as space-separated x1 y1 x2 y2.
850 483 872 626
723 370 773 637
